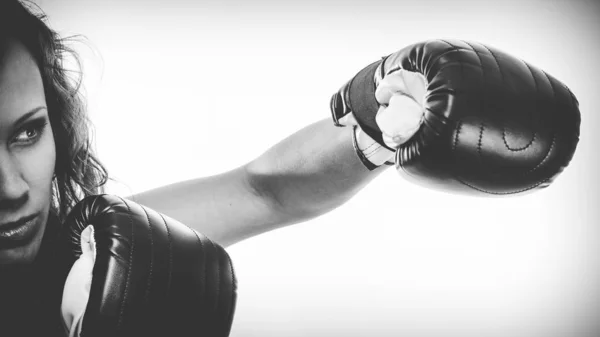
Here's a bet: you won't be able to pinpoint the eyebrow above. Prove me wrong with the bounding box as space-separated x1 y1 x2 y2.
13 106 47 127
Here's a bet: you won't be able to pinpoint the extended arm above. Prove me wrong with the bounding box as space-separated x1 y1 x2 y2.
129 118 388 247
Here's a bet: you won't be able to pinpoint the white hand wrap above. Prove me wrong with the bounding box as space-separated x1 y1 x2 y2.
61 225 96 337
374 68 426 149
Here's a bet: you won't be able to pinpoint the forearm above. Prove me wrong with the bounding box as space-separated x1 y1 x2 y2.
245 118 389 225
130 118 388 247
128 166 272 248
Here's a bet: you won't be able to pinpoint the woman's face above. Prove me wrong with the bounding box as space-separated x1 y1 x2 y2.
0 38 55 267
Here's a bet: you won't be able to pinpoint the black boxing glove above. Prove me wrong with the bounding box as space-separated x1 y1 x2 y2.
331 39 581 195
59 194 237 337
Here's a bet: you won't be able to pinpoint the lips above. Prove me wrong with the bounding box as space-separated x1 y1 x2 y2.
0 213 37 230
0 213 40 245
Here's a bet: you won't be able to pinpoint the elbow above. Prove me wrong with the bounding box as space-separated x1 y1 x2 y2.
241 164 298 223
242 163 349 225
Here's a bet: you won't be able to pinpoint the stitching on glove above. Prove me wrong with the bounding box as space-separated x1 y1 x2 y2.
141 206 155 303
436 40 471 65
456 176 550 195
542 69 558 109
480 42 543 153
210 238 221 312
479 43 503 82
463 40 487 85
525 134 556 176
225 252 237 323
364 146 384 160
205 236 221 307
363 144 383 159
191 230 208 301
462 41 488 159
514 68 561 175
501 54 538 152
452 120 463 151
158 213 174 297
566 86 580 108
477 122 485 156
487 44 539 152
362 140 381 155
502 60 540 152
351 127 378 171
119 198 136 330
502 128 537 152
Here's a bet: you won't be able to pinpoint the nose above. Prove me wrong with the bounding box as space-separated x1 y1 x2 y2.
0 152 29 210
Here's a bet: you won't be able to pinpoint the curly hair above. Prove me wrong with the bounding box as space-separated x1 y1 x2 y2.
0 0 108 222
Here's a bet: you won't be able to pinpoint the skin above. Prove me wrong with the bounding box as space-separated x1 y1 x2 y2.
0 38 55 267
131 119 388 247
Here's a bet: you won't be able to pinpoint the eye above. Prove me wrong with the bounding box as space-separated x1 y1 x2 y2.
12 119 48 145
14 127 38 142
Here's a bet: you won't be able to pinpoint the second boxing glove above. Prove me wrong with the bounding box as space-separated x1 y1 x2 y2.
59 194 237 337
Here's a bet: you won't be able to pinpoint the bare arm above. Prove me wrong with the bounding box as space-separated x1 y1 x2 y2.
128 118 388 247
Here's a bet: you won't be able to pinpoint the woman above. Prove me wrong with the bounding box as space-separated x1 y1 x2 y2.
2 0 587 336
0 1 385 335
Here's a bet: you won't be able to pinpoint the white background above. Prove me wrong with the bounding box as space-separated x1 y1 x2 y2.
35 0 600 336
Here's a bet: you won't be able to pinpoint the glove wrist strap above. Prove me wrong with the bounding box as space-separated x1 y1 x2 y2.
348 58 387 144
351 126 395 170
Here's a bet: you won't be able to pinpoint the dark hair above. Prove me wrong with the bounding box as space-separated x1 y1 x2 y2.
0 0 107 222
